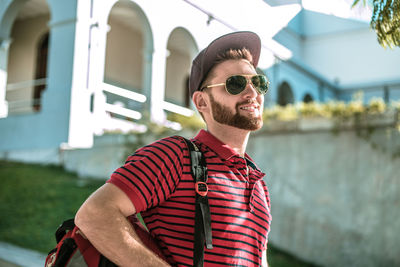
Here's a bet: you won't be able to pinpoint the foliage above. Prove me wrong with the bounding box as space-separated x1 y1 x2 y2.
263 96 398 122
353 0 400 48
366 97 386 113
394 100 400 131
125 96 398 132
297 102 329 118
263 104 299 121
263 96 400 158
167 112 206 131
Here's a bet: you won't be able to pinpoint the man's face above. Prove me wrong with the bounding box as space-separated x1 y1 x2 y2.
204 59 264 131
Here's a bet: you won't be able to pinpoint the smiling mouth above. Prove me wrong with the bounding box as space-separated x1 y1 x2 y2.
239 106 259 112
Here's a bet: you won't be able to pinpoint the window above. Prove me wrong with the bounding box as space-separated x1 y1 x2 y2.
278 81 294 106
33 32 49 111
303 93 313 103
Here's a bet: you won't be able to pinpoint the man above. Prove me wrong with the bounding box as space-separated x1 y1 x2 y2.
75 31 271 266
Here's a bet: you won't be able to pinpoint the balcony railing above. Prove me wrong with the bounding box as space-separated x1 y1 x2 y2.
102 83 146 120
101 82 194 128
3 79 195 132
6 78 47 114
162 101 194 117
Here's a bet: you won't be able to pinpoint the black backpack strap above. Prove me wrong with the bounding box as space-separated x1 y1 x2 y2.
53 238 77 267
55 219 75 243
182 137 213 267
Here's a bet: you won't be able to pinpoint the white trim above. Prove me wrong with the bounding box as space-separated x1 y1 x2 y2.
104 103 142 120
103 83 146 103
162 101 194 117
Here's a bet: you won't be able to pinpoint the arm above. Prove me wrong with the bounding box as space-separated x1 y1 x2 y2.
75 183 170 267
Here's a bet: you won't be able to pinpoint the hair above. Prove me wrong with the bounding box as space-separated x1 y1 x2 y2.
215 48 253 66
200 48 254 90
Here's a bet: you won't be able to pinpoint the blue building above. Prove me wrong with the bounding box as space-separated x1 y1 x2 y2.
266 3 400 106
0 0 399 161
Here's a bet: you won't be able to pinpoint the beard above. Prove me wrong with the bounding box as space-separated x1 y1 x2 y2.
208 93 263 131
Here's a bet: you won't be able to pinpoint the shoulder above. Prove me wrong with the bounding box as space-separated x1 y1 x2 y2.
147 135 187 151
132 135 189 160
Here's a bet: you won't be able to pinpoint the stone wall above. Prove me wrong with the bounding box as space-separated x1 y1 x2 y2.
247 115 400 267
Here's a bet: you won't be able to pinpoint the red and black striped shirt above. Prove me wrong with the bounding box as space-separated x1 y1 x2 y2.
107 130 271 266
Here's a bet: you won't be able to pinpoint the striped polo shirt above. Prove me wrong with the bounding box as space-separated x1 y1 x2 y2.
107 129 271 266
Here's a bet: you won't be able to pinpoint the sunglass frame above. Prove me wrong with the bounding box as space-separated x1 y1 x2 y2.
202 74 269 95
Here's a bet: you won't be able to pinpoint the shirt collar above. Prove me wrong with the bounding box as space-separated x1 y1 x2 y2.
193 129 265 177
193 129 254 162
193 129 238 161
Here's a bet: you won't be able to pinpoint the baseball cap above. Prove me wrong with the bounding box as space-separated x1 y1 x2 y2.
189 31 261 97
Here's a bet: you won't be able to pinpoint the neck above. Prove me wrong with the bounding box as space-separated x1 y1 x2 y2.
206 124 250 157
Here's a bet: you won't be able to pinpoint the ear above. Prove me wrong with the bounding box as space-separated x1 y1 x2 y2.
192 91 209 113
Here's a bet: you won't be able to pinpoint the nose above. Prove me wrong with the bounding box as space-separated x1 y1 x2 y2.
243 79 258 99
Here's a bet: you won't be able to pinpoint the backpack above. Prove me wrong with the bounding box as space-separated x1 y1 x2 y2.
45 215 165 267
45 137 212 267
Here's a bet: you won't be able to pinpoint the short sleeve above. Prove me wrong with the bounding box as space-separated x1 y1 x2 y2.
107 136 186 213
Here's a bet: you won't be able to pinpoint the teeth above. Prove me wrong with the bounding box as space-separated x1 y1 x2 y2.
240 106 256 110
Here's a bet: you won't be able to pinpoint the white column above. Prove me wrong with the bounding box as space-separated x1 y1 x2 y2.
150 45 168 124
0 38 12 118
89 19 109 135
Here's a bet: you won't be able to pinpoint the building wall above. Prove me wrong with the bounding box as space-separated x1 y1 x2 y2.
267 60 335 104
0 0 86 150
273 10 400 104
303 28 400 87
273 27 304 61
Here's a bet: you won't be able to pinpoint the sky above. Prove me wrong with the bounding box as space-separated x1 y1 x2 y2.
302 0 372 21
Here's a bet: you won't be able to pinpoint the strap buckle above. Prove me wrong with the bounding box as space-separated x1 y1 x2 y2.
195 182 208 197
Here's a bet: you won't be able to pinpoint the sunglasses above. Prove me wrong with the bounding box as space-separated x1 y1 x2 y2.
202 74 270 95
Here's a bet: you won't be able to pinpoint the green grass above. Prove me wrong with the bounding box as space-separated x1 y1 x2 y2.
0 160 317 267
0 160 104 253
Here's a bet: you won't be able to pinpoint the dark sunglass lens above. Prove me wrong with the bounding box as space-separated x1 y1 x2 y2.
226 75 247 95
252 75 269 94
